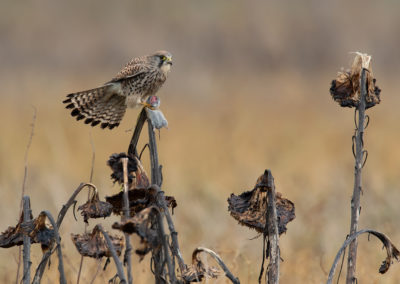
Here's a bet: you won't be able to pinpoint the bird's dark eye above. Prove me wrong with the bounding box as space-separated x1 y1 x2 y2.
161 56 167 61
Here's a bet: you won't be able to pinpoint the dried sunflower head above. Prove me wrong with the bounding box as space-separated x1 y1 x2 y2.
78 192 113 224
71 225 123 258
228 170 295 234
330 52 381 109
107 152 138 185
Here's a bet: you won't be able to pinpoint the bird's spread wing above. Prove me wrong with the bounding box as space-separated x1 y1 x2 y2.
108 71 146 84
110 57 150 82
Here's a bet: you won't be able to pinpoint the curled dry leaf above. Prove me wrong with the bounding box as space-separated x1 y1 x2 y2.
106 187 177 217
71 225 123 258
330 52 381 109
182 249 220 282
165 196 177 214
328 229 400 283
366 231 400 274
0 211 54 252
182 263 219 282
29 212 56 252
112 207 160 260
228 171 295 234
0 210 32 248
77 192 113 223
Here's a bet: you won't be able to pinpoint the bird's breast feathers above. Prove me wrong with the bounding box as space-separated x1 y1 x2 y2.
160 63 172 75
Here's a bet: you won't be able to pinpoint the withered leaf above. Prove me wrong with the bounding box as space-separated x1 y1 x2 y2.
0 212 54 251
367 230 400 274
182 250 220 282
165 196 177 214
182 263 219 282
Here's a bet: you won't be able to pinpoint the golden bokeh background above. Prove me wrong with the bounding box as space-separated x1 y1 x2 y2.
1 1 400 283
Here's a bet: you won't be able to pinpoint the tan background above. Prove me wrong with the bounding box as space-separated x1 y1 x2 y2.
1 1 400 283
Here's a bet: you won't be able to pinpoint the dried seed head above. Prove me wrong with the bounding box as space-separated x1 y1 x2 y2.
330 52 381 109
228 171 295 234
71 225 123 258
106 188 177 217
107 153 138 185
78 192 113 224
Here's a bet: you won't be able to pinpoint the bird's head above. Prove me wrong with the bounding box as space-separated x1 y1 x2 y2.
150 51 173 74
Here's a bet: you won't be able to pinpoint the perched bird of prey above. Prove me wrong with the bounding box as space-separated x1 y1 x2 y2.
63 51 173 129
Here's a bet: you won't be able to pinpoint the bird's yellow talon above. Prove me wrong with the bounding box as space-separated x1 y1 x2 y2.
140 102 154 109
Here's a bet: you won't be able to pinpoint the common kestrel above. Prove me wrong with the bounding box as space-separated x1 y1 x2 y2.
63 51 173 129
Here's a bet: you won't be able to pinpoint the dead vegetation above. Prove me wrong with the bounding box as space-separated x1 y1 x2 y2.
327 53 399 283
228 171 295 235
0 108 247 283
0 52 398 284
330 52 381 109
71 225 124 258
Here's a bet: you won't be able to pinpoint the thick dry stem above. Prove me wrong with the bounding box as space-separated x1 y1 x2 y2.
266 171 280 284
128 108 147 157
22 196 32 284
258 170 280 284
127 109 186 281
346 68 367 283
147 119 162 187
156 206 176 283
122 158 131 220
122 158 133 284
97 224 127 284
152 184 186 273
147 120 176 283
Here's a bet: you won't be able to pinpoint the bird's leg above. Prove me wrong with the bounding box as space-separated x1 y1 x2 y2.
139 101 153 109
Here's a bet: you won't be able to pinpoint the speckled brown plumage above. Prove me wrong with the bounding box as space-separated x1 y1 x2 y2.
63 51 172 129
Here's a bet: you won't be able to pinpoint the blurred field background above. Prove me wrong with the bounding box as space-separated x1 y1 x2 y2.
1 0 400 283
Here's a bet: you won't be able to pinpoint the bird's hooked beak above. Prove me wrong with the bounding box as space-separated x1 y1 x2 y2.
166 56 173 65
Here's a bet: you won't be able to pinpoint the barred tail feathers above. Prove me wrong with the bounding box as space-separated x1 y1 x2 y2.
63 85 126 129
